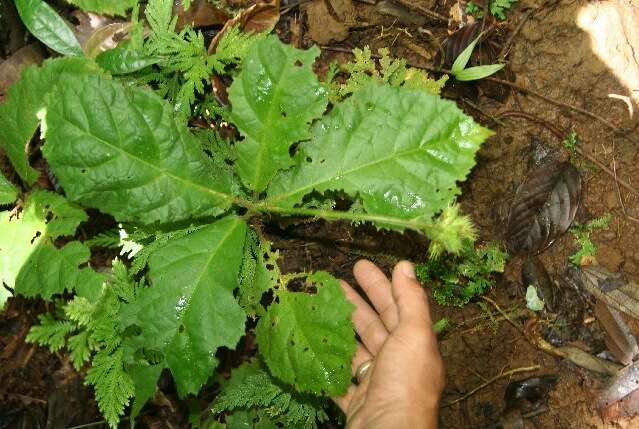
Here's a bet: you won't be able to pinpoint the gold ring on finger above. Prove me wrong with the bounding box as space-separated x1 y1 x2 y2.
355 359 373 384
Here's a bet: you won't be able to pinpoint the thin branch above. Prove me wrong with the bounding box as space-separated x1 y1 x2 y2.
440 364 541 407
498 9 534 60
486 77 638 144
481 295 524 334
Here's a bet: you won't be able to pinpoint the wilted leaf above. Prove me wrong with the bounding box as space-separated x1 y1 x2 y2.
175 0 229 30
506 161 581 255
84 22 132 57
579 265 639 320
15 0 83 56
595 300 639 365
0 44 44 97
441 22 481 69
599 360 639 412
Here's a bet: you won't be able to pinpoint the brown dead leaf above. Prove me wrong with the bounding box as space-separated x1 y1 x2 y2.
0 44 44 98
595 300 639 365
174 0 230 30
304 0 356 45
208 0 280 54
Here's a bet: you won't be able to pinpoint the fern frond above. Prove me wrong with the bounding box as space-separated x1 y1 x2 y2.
110 259 137 303
68 330 92 370
213 361 328 428
26 313 76 352
209 25 267 74
85 347 135 429
64 296 96 327
85 229 121 249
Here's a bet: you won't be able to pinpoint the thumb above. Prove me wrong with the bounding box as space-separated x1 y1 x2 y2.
391 261 432 326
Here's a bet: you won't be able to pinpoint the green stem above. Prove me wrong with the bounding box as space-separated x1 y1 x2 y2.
234 197 432 233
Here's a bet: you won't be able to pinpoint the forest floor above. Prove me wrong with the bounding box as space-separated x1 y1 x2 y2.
3 0 639 428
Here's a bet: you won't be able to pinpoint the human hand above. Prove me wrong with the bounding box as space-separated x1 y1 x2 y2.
334 260 445 429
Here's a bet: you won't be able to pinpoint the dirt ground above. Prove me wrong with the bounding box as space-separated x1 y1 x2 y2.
3 0 639 427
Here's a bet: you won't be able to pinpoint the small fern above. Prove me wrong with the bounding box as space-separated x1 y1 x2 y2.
213 360 328 428
569 214 612 265
332 46 448 100
85 347 135 427
26 313 76 352
142 0 264 115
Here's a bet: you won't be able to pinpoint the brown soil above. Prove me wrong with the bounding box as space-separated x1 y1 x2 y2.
3 0 639 427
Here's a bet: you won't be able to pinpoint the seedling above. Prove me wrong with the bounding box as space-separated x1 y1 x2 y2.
451 33 505 81
466 0 518 21
1 0 494 427
569 214 612 265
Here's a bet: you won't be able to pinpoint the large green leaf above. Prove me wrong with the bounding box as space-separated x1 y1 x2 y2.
96 46 159 75
228 35 328 193
256 272 356 396
15 241 104 300
15 0 83 56
0 57 100 184
43 74 235 224
267 84 492 230
0 173 17 205
121 216 247 396
0 191 88 308
64 0 137 16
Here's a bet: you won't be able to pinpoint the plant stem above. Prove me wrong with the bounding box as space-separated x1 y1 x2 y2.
245 201 432 233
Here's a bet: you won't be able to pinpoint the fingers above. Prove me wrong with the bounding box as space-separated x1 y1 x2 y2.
353 260 399 331
391 261 432 326
340 280 389 354
332 343 372 413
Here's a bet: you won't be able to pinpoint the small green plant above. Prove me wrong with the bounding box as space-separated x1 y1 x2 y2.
416 242 508 307
569 214 612 265
466 0 518 20
561 131 595 172
2 0 494 427
450 33 505 81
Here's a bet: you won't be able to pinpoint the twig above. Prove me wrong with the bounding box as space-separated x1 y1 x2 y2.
440 365 541 407
612 152 639 223
498 9 534 60
481 296 524 334
485 77 638 144
495 111 639 198
394 0 448 22
5 393 47 405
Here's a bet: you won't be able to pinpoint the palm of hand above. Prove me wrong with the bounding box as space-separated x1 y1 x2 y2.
334 260 445 429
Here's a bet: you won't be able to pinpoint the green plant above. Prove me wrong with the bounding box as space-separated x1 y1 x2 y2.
1 1 493 427
416 242 508 307
466 0 518 20
450 33 505 81
569 214 612 265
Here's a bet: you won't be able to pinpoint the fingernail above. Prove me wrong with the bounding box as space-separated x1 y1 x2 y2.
400 261 416 279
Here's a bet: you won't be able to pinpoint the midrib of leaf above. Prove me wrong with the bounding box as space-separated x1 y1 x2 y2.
59 103 234 205
267 143 443 205
166 217 242 342
241 47 290 189
281 292 332 378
